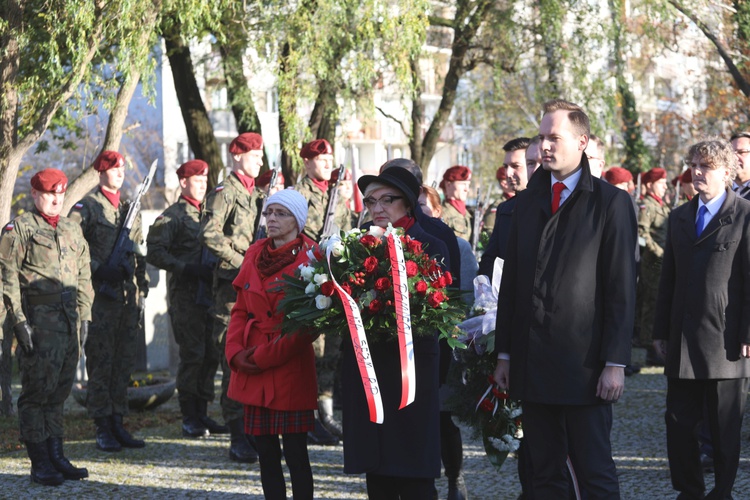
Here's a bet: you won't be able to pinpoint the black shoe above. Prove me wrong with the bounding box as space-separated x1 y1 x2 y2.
182 416 210 438
307 419 339 446
47 437 88 480
447 474 468 500
94 417 122 452
318 398 343 439
111 414 145 448
26 441 64 486
228 418 258 463
196 400 229 434
701 453 714 472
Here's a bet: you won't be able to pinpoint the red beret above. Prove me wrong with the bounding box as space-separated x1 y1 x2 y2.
330 168 352 183
641 167 667 185
94 150 125 172
604 167 633 185
300 139 333 159
671 169 692 186
229 133 263 155
31 168 68 193
256 169 285 189
440 165 471 191
495 166 507 182
176 159 209 179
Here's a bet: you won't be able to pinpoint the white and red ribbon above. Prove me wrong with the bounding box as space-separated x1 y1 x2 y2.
387 233 416 409
326 240 384 424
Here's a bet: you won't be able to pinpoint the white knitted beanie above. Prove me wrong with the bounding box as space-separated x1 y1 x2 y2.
264 188 308 233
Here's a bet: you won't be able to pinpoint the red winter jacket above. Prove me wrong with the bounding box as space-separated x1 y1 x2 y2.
225 235 318 411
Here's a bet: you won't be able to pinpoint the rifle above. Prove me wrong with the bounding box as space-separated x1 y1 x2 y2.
196 246 218 307
471 184 494 254
99 159 158 300
633 172 642 204
673 179 681 209
321 164 346 237
254 165 280 241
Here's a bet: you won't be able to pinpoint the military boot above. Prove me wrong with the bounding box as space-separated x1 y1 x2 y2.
228 418 258 463
26 440 64 486
307 416 339 446
318 397 343 439
111 414 145 448
197 399 229 434
94 417 122 452
47 437 88 480
180 399 209 438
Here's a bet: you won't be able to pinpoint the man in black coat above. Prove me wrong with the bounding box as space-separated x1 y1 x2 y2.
493 99 637 499
730 131 750 200
653 139 750 500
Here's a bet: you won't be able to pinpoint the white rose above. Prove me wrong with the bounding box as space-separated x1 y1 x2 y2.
299 265 315 281
305 282 317 295
331 241 345 258
313 273 329 285
368 225 385 238
315 295 333 310
347 228 364 237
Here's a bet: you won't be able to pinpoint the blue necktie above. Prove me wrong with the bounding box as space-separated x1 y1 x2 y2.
696 205 708 237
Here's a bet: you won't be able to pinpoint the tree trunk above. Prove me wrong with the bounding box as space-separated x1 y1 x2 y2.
308 84 338 145
277 41 298 185
409 56 425 176
163 19 224 189
539 0 564 97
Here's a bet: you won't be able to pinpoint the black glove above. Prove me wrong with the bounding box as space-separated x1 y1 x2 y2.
94 264 124 283
80 320 90 349
13 322 34 355
184 264 214 282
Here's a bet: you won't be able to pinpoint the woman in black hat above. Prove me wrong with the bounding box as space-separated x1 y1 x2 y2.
340 167 449 499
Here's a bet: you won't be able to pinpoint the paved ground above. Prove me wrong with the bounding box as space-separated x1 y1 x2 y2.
1 367 750 499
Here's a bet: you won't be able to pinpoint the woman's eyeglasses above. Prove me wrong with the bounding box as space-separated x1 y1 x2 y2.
362 195 403 209
261 210 294 219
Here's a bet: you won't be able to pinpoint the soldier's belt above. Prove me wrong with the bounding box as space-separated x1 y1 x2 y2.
25 290 77 306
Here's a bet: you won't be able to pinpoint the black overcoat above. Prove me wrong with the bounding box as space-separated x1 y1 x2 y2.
652 189 750 379
341 221 446 478
495 156 637 405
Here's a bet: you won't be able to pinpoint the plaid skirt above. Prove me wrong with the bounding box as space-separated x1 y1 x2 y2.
244 405 315 436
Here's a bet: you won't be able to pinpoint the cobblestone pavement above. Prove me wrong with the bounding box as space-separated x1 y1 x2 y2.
1 367 750 499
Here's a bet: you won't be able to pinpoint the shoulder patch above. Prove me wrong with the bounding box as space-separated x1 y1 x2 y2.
155 215 164 220
73 202 84 209
4 222 13 231
215 186 225 192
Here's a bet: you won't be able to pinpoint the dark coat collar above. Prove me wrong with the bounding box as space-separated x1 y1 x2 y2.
678 188 737 243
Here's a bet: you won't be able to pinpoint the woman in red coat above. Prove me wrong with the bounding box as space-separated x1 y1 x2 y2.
226 189 318 500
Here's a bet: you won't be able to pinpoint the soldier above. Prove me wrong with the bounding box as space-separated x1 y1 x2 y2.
255 168 285 197
440 165 473 242
146 160 226 438
0 169 94 485
200 132 263 463
68 150 148 452
671 169 695 207
636 167 670 362
295 138 351 445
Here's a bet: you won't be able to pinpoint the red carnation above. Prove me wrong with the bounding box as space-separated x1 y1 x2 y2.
405 260 418 277
479 398 494 412
427 291 446 308
360 235 381 248
363 256 379 274
492 387 509 400
407 238 423 254
443 271 453 286
340 283 353 296
374 277 392 291
320 281 335 297
369 299 384 313
414 280 428 296
431 276 447 289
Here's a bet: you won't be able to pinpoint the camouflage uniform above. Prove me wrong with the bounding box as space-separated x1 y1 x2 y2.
146 198 219 411
295 176 352 400
200 172 262 423
441 201 473 242
0 210 93 443
68 189 148 418
636 195 670 347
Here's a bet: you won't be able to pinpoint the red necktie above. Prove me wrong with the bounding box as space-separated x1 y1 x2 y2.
551 182 566 214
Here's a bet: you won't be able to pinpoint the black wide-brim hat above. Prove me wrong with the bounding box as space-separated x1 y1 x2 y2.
357 167 421 209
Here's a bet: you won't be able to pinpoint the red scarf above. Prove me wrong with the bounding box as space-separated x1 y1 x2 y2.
39 213 60 228
311 178 329 192
100 187 121 208
648 193 664 206
234 172 255 194
181 195 202 210
258 236 304 279
393 215 415 232
447 199 467 216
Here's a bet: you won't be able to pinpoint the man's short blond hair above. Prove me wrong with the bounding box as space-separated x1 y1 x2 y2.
686 139 738 187
543 99 590 138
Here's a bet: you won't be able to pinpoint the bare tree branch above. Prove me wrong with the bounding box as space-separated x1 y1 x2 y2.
376 106 410 137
